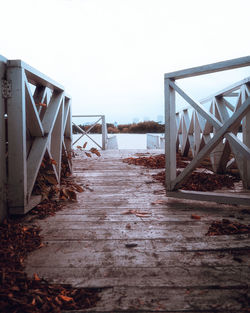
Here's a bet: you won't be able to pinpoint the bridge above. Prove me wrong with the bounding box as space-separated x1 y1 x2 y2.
0 55 250 312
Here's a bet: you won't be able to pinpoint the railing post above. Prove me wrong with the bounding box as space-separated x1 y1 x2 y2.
7 64 27 211
0 56 7 221
102 115 107 150
242 84 250 189
165 78 176 191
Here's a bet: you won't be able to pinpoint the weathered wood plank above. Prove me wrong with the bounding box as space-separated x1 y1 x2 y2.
37 213 250 223
27 237 250 255
26 265 250 288
65 286 249 312
39 225 237 241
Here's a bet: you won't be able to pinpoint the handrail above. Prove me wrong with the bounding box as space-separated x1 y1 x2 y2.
164 56 250 204
165 56 250 80
72 115 107 150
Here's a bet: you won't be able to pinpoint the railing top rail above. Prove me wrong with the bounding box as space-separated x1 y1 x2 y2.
164 56 250 80
7 59 64 91
72 115 104 118
200 76 250 103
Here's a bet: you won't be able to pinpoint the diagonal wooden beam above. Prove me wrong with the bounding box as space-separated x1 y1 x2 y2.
72 122 102 149
169 80 221 129
24 76 44 137
171 96 250 190
26 91 64 197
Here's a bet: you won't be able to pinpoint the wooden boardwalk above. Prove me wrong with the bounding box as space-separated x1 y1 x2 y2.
25 150 250 312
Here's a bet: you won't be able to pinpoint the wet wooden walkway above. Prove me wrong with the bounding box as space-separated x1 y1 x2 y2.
25 150 250 312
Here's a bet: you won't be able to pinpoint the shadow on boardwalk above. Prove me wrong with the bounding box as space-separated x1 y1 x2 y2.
25 150 250 312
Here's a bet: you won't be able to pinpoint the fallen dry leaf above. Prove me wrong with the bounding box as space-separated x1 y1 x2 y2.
33 273 41 281
191 214 201 220
59 295 74 302
152 200 165 205
83 142 88 149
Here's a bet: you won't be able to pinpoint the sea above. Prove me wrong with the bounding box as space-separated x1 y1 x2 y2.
72 134 154 150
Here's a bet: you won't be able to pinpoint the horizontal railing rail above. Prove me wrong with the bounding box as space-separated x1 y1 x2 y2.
165 56 250 205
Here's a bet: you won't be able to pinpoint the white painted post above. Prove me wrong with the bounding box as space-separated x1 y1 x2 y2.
51 99 64 181
242 84 250 189
102 115 107 150
0 56 7 221
64 98 72 161
7 64 27 211
165 78 176 191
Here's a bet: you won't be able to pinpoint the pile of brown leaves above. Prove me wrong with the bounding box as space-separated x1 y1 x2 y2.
153 171 239 191
0 219 101 313
206 219 250 236
33 156 84 203
123 153 190 169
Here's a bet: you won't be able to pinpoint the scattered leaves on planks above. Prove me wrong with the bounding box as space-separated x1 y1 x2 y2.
0 218 101 313
206 219 250 236
76 145 101 157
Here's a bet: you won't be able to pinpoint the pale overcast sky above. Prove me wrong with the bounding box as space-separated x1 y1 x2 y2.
0 0 249 123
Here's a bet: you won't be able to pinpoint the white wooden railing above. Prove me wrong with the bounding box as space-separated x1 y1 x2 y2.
72 115 119 150
72 115 107 150
0 56 72 217
165 56 250 205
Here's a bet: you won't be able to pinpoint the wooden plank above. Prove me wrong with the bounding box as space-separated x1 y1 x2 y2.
37 212 250 223
25 265 250 288
7 66 27 209
38 226 225 240
0 55 7 221
165 56 250 79
62 286 250 312
26 236 250 253
26 244 250 268
166 190 250 205
165 79 176 190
